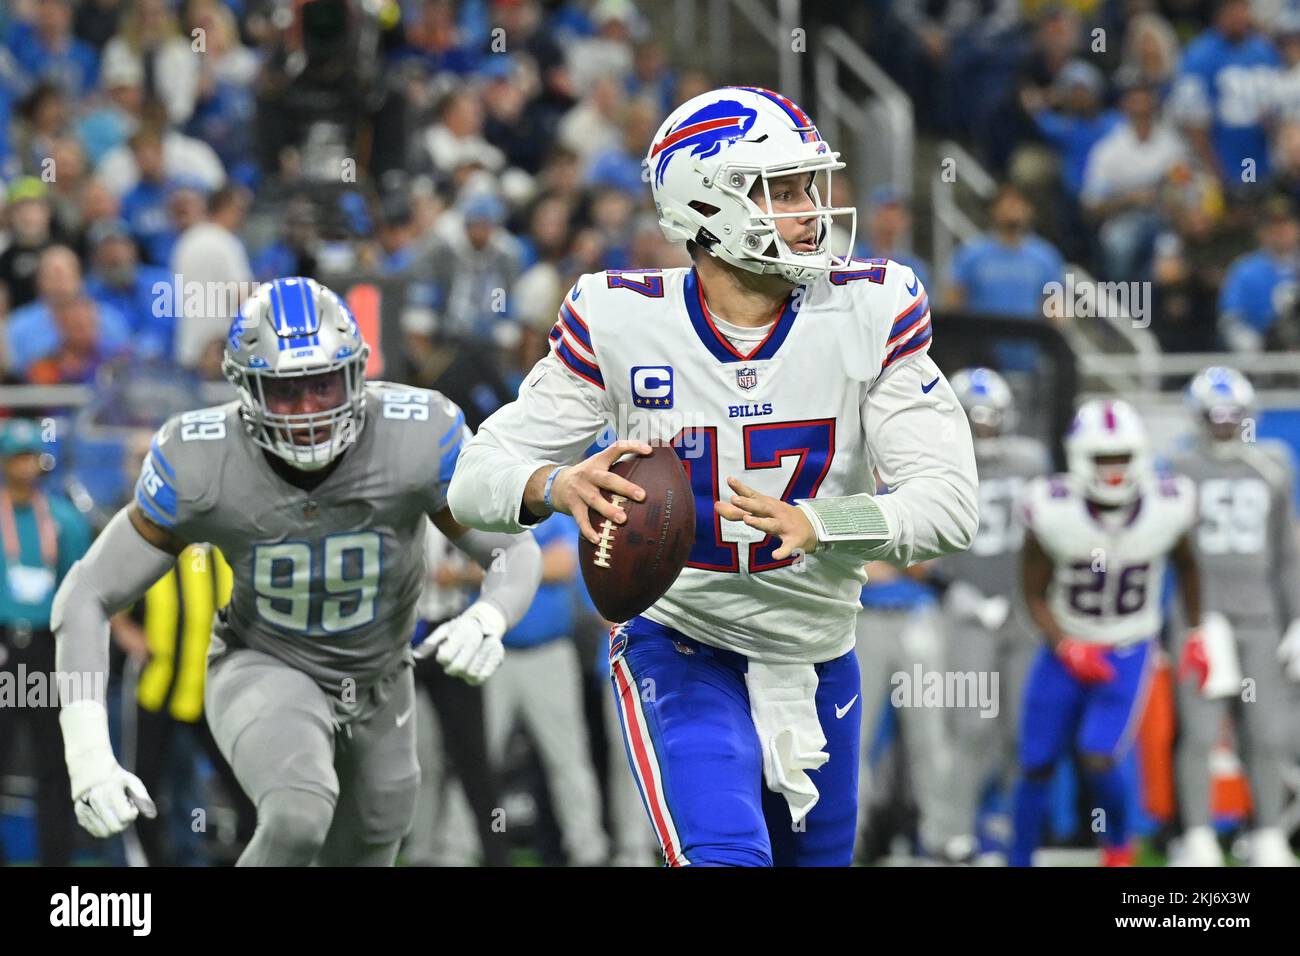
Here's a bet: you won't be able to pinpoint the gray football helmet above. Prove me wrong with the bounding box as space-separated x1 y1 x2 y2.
222 277 369 471
950 366 1017 438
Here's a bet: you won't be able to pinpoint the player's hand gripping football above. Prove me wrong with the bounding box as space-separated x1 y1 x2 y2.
545 441 653 544
415 602 507 685
715 477 817 561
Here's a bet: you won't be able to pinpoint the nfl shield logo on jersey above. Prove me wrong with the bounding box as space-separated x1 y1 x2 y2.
736 367 758 391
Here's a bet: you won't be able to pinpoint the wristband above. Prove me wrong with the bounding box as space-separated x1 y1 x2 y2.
542 466 566 514
795 494 892 547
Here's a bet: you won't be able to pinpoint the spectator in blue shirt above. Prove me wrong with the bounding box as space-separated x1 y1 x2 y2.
1021 59 1121 199
945 185 1066 371
83 219 174 361
1218 197 1300 351
0 417 90 866
4 244 132 376
854 185 932 288
486 513 609 866
119 126 175 266
1169 0 1280 188
946 184 1065 320
7 0 100 96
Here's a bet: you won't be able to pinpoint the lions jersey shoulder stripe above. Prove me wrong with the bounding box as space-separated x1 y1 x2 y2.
135 402 241 535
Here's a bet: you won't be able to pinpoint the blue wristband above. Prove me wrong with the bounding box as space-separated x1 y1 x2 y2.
542 466 566 513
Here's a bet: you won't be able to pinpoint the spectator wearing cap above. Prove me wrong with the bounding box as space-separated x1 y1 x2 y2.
1168 0 1280 187
0 177 59 309
0 417 89 866
1019 59 1120 200
94 100 225 198
1081 72 1189 279
6 0 100 96
4 245 132 376
944 183 1065 370
1218 198 1300 351
481 56 554 176
100 0 199 126
854 186 932 289
26 294 128 384
431 191 523 346
170 184 253 369
84 218 174 360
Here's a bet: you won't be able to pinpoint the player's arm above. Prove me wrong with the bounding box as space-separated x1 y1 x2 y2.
813 354 979 564
1169 530 1202 630
416 507 544 685
1021 527 1114 684
1021 528 1067 651
447 326 650 542
53 503 189 838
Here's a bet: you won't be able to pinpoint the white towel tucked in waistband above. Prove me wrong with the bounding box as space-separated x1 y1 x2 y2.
745 660 829 824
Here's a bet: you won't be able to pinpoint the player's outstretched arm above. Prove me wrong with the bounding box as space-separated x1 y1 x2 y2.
810 355 978 565
53 504 187 837
414 508 544 685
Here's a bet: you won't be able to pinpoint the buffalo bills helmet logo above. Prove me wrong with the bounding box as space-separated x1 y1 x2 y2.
650 99 759 186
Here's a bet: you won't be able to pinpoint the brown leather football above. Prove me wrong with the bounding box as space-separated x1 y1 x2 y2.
578 444 695 623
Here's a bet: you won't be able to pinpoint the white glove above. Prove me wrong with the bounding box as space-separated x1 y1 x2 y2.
414 601 507 685
60 701 156 838
1278 619 1300 683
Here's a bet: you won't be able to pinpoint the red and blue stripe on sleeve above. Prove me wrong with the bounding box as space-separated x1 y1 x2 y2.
548 296 605 390
881 289 932 371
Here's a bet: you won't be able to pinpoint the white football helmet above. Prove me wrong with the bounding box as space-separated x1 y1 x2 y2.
1065 398 1151 506
1186 365 1255 445
223 277 370 471
646 86 857 285
950 367 1017 438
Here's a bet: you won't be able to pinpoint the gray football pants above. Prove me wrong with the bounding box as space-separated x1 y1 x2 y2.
1173 622 1294 830
938 614 1036 847
855 604 952 854
205 646 419 866
484 639 609 865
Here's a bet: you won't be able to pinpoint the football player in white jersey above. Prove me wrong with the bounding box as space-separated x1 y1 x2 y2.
448 86 979 866
1010 399 1202 867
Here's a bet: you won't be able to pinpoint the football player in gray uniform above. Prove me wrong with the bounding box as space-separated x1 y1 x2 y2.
52 277 542 866
1169 366 1300 866
933 368 1049 862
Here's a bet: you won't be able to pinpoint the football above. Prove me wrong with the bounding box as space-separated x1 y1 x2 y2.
578 444 695 623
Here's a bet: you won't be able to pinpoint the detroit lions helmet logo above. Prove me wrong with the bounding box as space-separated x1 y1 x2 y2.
650 99 759 186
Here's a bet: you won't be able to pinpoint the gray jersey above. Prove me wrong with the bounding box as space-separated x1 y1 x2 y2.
935 435 1050 598
135 382 472 701
1168 439 1300 631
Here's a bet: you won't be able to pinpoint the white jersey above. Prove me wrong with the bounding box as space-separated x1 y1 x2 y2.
1019 473 1196 646
449 262 979 664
